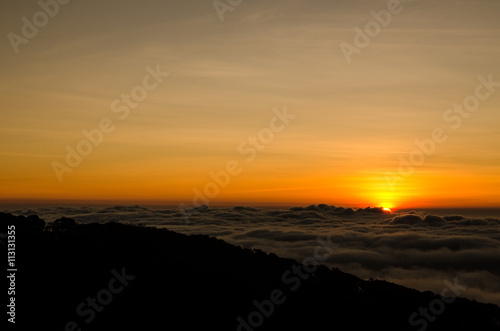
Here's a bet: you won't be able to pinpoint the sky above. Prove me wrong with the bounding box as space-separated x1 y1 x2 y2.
1 0 499 208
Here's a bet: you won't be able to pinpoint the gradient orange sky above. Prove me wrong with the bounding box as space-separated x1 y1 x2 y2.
1 0 499 208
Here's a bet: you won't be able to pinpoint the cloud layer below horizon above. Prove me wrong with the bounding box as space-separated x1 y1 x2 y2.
6 204 500 306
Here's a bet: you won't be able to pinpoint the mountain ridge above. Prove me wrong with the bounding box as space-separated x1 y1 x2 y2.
2 212 499 330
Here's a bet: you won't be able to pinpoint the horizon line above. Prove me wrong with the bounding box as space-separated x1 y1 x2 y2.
0 199 499 210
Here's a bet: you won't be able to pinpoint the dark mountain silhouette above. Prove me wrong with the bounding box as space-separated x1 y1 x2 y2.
2 212 499 330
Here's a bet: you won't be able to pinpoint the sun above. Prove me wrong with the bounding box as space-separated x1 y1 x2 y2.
380 203 394 213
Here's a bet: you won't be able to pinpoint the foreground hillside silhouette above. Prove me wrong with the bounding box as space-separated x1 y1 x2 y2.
2 212 500 330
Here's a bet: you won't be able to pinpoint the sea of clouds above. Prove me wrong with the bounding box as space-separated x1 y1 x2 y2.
6 204 500 306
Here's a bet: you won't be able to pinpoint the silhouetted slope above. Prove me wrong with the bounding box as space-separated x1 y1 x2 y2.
2 212 499 331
